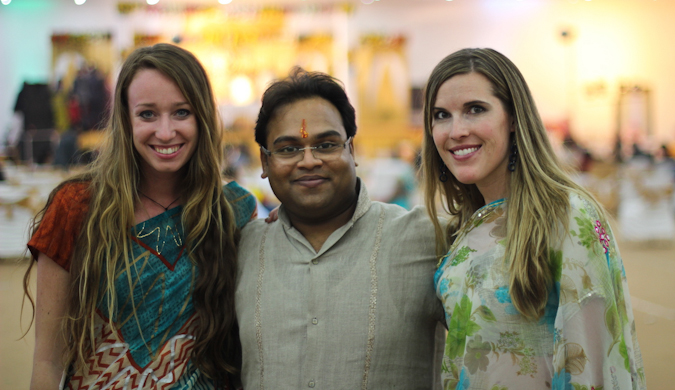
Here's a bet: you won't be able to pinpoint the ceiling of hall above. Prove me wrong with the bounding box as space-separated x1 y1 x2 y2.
120 0 440 5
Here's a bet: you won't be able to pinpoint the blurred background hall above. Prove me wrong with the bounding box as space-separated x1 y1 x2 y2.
0 0 674 388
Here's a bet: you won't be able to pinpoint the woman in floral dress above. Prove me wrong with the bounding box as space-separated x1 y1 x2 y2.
421 48 645 390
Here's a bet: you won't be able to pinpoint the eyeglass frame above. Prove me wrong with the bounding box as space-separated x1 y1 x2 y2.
260 136 353 163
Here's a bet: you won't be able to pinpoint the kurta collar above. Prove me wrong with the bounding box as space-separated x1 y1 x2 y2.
351 177 373 223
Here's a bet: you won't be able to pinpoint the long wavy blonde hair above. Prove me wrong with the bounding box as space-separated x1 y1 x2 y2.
24 43 241 380
422 48 606 320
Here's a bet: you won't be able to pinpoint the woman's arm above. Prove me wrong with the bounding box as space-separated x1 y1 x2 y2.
551 196 645 389
30 252 70 390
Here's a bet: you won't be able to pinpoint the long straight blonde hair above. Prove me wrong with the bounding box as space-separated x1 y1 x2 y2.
422 48 606 320
24 43 241 381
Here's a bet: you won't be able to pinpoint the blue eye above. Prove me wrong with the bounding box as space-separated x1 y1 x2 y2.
139 110 154 119
469 106 485 114
176 108 191 117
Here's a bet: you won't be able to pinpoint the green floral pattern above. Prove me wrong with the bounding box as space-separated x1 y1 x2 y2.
452 246 478 267
434 195 646 389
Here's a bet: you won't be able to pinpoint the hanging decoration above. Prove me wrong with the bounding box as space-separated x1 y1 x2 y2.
297 34 333 74
352 34 413 155
117 1 354 15
51 33 113 134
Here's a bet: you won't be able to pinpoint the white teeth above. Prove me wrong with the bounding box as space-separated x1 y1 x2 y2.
452 147 479 156
155 146 179 155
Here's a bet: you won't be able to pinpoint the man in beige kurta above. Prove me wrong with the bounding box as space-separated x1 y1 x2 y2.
236 69 444 389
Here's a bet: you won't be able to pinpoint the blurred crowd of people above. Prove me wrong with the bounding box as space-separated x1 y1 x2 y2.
569 141 675 243
2 73 674 245
217 132 675 245
2 66 108 169
4 125 675 246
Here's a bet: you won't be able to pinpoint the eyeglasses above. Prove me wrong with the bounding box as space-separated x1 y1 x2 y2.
261 137 353 164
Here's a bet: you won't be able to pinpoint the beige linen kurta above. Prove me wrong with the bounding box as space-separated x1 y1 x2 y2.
236 181 445 389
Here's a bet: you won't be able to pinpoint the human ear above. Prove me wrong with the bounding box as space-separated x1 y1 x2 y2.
348 138 358 167
260 149 269 179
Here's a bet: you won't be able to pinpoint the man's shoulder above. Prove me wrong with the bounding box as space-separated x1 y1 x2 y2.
241 217 269 236
370 202 432 224
364 202 436 236
238 218 271 266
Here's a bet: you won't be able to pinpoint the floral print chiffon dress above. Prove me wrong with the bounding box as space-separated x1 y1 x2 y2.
434 194 646 390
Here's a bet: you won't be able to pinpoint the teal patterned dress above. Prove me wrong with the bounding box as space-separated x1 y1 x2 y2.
434 194 646 390
64 182 256 390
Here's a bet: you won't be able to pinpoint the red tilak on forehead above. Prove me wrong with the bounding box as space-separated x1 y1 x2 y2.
300 118 308 138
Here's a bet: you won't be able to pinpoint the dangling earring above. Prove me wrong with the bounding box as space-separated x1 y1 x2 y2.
439 162 448 182
508 141 518 172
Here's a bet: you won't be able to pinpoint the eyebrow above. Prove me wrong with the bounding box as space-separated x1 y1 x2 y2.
134 102 190 109
272 130 343 146
462 100 488 107
432 99 490 112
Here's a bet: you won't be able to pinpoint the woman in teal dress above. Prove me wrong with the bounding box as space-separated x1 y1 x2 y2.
24 44 256 389
421 48 645 389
